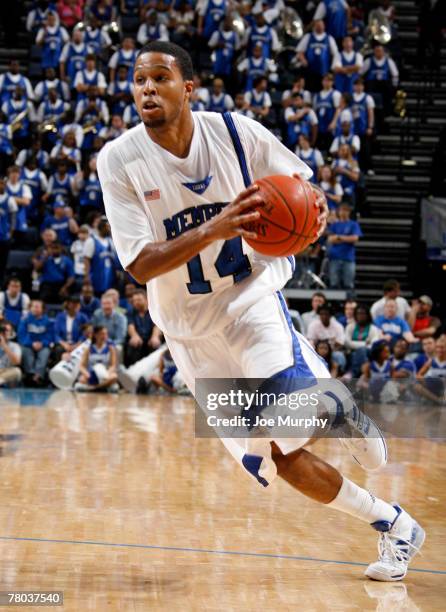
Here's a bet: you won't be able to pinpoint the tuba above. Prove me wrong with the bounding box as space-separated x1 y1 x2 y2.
231 11 246 40
362 9 392 56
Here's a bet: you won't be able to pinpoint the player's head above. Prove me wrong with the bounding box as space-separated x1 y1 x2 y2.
133 41 194 129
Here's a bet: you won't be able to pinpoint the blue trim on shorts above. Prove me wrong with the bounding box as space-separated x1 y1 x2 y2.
241 454 269 487
287 256 296 274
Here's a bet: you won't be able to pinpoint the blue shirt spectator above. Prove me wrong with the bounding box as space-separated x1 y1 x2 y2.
91 295 127 346
80 283 100 320
41 199 79 246
373 299 416 345
54 297 88 347
327 204 362 290
18 303 53 348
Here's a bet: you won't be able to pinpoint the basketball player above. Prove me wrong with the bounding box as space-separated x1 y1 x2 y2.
97 41 424 581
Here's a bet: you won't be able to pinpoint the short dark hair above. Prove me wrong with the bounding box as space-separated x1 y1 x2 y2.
135 41 194 81
318 304 331 315
383 279 399 293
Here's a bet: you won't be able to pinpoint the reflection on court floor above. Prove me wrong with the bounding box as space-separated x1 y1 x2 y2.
0 389 445 611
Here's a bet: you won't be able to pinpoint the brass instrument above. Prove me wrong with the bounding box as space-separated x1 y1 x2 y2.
394 89 407 118
281 7 304 41
37 114 58 135
10 108 29 133
362 10 392 56
82 119 98 135
231 11 246 40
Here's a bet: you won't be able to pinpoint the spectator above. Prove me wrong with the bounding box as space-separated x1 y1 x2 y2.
119 281 137 313
197 0 227 40
330 120 360 159
415 337 446 405
36 12 70 72
83 218 119 295
246 13 281 59
52 296 88 361
31 227 57 294
0 320 22 387
57 0 83 30
27 1 60 34
103 288 127 315
373 299 417 345
74 89 110 151
318 164 343 210
34 67 70 103
331 143 360 206
345 304 382 376
361 43 399 116
361 340 392 402
108 37 137 84
20 156 49 226
99 114 127 143
284 93 318 149
301 291 326 333
150 348 183 394
169 0 196 49
307 304 346 371
315 339 339 377
0 60 34 103
0 178 18 277
91 294 127 348
337 299 357 327
2 87 36 150
233 93 254 118
208 78 234 113
75 156 103 220
6 165 32 238
84 15 112 56
295 134 324 183
18 299 53 386
281 76 312 108
0 278 30 330
79 282 100 319
49 131 82 174
0 111 13 176
244 76 272 124
391 338 416 380
75 325 119 392
296 21 339 91
327 202 362 291
37 240 75 303
332 35 363 95
137 9 170 46
238 42 278 92
74 54 107 100
70 224 90 288
313 0 349 44
209 16 239 81
41 199 79 247
15 138 50 172
370 279 410 321
414 336 436 372
407 295 440 340
59 29 90 85
313 73 340 150
90 0 115 26
125 289 162 366
44 161 77 204
107 66 133 117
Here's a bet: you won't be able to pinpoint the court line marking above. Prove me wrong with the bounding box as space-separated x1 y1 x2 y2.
0 535 444 575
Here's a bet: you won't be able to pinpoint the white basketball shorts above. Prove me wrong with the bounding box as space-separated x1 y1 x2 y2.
165 291 332 487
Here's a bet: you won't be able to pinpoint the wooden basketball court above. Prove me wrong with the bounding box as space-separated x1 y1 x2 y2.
0 389 444 611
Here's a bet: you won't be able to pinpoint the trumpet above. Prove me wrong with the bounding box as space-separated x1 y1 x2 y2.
361 10 392 56
38 114 59 134
10 108 29 133
82 119 98 135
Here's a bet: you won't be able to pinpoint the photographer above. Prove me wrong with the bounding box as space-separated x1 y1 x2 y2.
0 320 22 387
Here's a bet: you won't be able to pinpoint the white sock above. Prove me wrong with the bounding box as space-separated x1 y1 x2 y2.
327 477 398 525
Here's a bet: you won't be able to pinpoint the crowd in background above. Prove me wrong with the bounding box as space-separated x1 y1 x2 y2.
0 0 444 398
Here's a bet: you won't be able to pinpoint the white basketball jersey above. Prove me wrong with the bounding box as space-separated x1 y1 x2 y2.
98 112 312 339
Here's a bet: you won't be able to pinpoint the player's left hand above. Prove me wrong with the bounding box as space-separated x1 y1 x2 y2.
292 177 329 240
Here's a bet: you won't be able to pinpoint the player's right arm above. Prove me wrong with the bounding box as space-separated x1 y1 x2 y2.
97 146 261 285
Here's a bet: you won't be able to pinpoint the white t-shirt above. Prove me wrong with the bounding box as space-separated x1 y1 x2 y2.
71 238 87 275
97 112 312 339
371 296 410 321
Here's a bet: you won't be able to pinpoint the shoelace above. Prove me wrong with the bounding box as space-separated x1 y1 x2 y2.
378 532 421 565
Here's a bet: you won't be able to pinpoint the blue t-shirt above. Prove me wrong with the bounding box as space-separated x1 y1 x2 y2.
374 315 410 342
414 353 429 371
328 220 363 262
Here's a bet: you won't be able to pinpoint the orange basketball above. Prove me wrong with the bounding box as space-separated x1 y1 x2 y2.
243 175 319 257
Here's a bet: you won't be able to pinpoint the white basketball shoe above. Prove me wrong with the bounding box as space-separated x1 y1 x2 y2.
339 402 388 472
365 504 425 581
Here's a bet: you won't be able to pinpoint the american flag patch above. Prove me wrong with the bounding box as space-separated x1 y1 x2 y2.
144 188 160 201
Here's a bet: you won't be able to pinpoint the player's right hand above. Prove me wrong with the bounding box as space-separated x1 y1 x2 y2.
204 184 263 241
